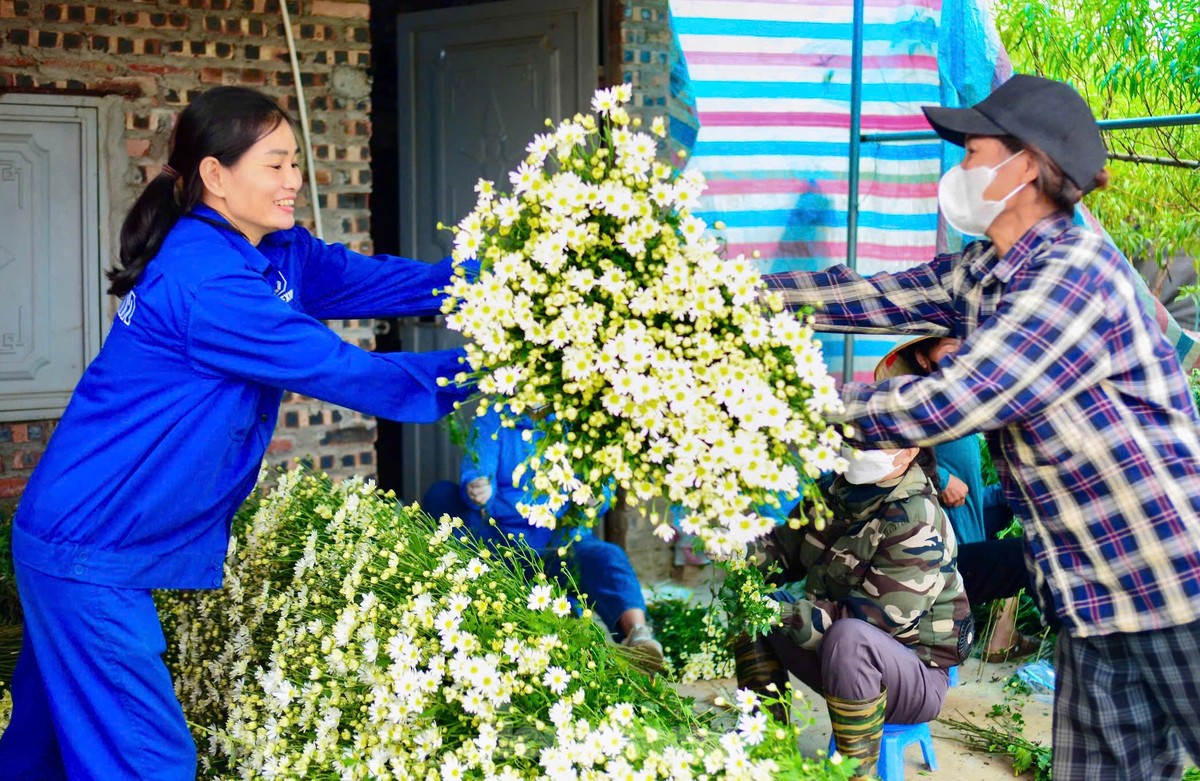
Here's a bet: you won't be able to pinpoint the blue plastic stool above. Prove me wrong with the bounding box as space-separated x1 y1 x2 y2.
824 667 955 781
828 722 937 781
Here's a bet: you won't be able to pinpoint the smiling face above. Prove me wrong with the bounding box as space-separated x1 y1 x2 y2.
199 119 303 245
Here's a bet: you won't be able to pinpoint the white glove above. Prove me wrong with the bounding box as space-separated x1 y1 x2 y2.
465 477 493 506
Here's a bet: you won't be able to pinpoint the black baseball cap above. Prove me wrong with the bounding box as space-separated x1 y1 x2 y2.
922 74 1108 194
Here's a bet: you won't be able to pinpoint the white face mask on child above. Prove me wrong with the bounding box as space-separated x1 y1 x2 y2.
841 447 903 485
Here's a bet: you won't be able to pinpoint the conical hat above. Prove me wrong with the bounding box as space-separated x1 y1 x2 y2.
874 336 945 381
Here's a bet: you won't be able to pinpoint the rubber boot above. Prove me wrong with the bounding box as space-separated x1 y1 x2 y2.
826 686 886 780
731 633 789 723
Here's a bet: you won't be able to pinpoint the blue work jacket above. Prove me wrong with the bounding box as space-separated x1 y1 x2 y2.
459 407 610 550
13 205 472 589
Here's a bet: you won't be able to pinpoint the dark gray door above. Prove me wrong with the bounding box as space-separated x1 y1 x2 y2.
388 0 598 502
0 97 106 422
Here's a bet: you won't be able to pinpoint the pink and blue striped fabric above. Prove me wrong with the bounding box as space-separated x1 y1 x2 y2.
670 0 947 378
670 0 1200 378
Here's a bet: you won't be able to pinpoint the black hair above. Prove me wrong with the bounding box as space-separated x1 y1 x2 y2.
904 338 953 376
107 86 294 297
913 447 942 492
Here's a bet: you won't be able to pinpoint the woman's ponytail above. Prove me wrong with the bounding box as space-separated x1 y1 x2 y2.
105 86 293 297
107 170 184 297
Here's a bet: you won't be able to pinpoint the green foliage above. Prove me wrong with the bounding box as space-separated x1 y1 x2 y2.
995 0 1200 292
645 594 735 681
941 685 1053 779
0 506 18 690
979 435 1000 488
443 401 473 450
719 557 786 640
646 596 713 672
0 507 17 626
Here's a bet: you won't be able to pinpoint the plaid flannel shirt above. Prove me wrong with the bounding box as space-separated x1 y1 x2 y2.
765 214 1200 637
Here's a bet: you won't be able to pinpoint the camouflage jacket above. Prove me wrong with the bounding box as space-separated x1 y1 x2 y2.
760 465 974 669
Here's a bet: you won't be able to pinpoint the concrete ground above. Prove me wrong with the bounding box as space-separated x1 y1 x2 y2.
674 657 1054 779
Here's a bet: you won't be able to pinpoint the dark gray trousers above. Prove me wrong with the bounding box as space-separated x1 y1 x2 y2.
1053 619 1200 780
767 617 949 723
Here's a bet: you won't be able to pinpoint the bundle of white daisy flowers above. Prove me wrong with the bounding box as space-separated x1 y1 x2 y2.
440 85 845 557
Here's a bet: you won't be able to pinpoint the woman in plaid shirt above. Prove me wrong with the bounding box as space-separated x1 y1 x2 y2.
764 74 1200 779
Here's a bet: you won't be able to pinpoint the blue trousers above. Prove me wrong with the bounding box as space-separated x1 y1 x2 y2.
0 563 195 780
422 481 646 640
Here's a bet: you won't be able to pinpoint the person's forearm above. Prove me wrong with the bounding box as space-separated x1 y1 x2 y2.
763 260 957 335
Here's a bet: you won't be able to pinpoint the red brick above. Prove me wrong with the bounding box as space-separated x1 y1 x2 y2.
11 451 37 470
267 438 294 455
90 77 152 98
128 62 185 75
310 1 369 19
40 57 113 74
126 138 151 157
0 477 26 499
0 0 374 489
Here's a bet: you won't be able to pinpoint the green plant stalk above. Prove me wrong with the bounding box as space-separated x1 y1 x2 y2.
939 712 1053 780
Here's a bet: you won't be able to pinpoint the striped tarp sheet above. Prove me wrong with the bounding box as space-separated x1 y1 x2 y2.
670 0 945 379
671 0 1200 380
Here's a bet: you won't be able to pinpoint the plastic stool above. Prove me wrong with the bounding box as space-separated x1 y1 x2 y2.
823 666 953 781
825 667 955 777
827 721 937 781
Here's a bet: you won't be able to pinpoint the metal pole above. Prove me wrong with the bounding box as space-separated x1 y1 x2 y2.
279 0 324 240
860 112 1200 145
843 0 865 385
1108 151 1200 170
1095 114 1200 132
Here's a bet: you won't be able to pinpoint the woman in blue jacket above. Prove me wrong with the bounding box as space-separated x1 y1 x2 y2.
0 87 473 779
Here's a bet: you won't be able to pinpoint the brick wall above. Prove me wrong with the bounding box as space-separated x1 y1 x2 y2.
0 422 54 508
621 1 672 118
0 0 377 505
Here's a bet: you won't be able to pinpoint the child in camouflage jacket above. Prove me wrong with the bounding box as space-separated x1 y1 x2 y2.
736 445 974 780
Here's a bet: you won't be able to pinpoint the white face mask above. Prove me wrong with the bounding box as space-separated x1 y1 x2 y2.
841 447 903 485
937 150 1027 236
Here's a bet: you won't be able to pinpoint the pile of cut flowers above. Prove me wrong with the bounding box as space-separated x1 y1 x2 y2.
154 469 853 780
645 594 734 683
